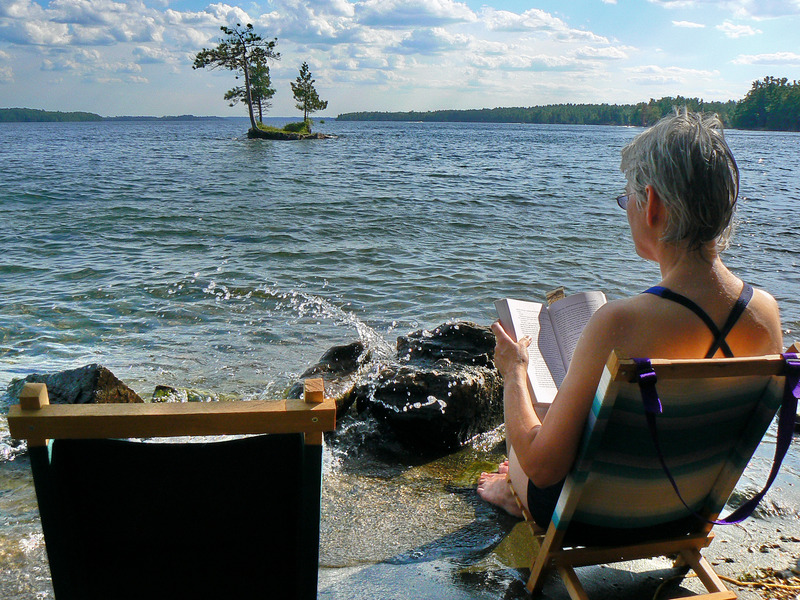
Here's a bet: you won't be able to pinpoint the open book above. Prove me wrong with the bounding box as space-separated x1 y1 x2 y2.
494 290 607 404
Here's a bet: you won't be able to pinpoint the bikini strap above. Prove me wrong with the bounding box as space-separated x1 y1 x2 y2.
706 283 754 358
643 286 734 358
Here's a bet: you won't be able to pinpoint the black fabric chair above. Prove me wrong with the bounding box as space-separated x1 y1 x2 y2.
8 380 335 600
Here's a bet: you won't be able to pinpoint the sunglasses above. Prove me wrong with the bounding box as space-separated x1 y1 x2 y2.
616 194 629 210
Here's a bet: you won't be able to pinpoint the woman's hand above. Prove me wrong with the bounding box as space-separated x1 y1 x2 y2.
491 321 532 379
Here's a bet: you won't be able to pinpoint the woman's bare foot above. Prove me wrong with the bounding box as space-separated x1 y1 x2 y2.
498 460 509 474
476 471 523 518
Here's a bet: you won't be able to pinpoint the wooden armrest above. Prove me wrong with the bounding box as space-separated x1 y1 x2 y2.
8 380 336 446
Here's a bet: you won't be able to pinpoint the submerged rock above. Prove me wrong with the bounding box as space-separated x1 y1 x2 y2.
287 341 371 411
5 364 143 404
152 385 240 403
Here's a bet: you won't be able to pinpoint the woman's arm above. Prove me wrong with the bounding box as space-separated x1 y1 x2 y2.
495 301 627 488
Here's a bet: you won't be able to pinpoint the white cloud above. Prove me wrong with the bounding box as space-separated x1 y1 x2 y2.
469 52 583 72
716 20 761 37
170 26 211 50
204 3 253 27
626 64 720 86
0 0 47 19
15 20 72 45
49 0 123 26
394 27 470 55
648 0 800 18
41 47 102 71
357 0 476 27
733 51 800 64
163 8 221 27
672 20 705 27
646 0 696 8
481 7 568 32
0 51 12 81
133 45 172 64
573 45 629 60
257 5 357 45
480 7 609 44
732 0 800 18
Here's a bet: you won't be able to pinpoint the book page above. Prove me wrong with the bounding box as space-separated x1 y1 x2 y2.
494 299 564 403
547 291 607 366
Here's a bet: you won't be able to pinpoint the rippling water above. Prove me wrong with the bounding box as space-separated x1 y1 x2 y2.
1 119 798 598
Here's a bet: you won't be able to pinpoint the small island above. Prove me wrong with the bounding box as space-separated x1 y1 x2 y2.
193 26 330 140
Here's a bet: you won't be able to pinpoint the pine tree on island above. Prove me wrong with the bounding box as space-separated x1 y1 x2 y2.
224 56 275 124
193 23 280 132
291 62 328 133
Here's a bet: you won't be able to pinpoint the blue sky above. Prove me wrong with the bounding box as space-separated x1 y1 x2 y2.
1 0 799 117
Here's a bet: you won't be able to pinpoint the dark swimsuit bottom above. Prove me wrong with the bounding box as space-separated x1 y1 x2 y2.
526 283 754 545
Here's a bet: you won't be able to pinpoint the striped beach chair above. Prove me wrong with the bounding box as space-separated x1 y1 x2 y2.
514 346 799 600
7 378 336 600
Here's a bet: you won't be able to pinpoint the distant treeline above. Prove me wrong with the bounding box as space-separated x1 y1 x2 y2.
338 76 800 132
0 109 224 123
0 108 103 122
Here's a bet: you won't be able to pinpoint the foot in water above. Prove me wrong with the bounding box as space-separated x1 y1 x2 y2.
476 468 523 518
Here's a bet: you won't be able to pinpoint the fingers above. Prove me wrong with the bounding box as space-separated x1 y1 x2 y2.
492 320 532 348
491 320 511 340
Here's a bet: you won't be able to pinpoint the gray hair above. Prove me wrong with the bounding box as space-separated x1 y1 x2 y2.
620 109 739 251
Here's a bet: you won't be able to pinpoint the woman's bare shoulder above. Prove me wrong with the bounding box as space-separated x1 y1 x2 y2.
741 285 784 353
585 295 653 339
572 295 651 362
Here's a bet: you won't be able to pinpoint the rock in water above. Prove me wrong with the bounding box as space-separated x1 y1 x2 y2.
307 322 503 455
396 321 496 367
349 363 502 454
287 341 370 411
6 364 143 404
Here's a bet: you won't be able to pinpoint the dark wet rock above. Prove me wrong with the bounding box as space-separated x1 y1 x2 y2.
348 364 503 454
301 322 502 456
397 322 495 367
6 364 143 404
287 341 371 411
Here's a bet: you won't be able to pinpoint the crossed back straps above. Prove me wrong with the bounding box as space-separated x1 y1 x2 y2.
643 283 754 358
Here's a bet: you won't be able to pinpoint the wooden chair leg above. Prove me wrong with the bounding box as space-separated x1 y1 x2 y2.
678 549 737 600
558 566 590 600
526 526 559 593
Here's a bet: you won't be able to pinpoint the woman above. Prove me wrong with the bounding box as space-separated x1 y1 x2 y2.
477 110 783 526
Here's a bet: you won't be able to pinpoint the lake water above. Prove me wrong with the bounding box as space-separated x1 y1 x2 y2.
0 119 798 598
